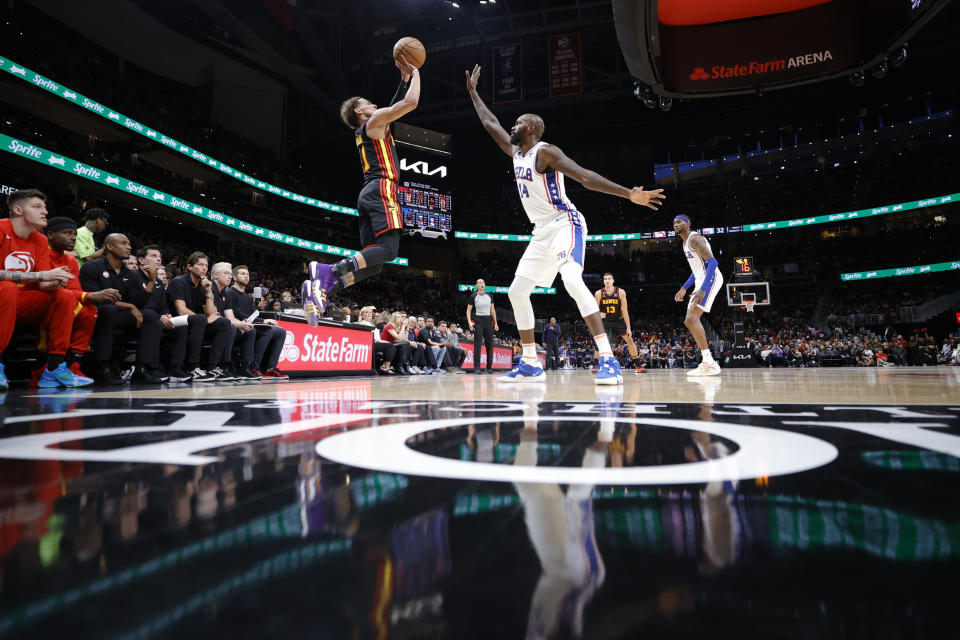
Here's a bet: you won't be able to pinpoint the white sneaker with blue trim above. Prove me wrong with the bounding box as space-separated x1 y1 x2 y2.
594 356 623 385
497 360 546 383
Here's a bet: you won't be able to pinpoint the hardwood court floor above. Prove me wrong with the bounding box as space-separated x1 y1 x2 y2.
1 367 959 639
68 366 960 405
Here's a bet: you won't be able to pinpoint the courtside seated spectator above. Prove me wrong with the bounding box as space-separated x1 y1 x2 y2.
229 265 288 379
75 207 109 266
359 306 398 375
0 189 92 389
80 233 162 385
124 245 204 383
40 216 114 385
166 252 232 382
438 321 466 373
212 262 261 380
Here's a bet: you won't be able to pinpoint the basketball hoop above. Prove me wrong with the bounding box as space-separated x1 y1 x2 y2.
741 293 757 313
744 299 756 313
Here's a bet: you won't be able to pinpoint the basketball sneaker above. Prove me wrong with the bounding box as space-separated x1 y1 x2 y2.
38 363 95 388
634 365 645 375
687 361 721 377
497 360 546 383
309 261 338 315
595 356 623 386
301 280 320 327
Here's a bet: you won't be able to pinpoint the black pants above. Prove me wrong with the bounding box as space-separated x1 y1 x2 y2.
545 342 561 370
232 326 257 366
166 314 206 371
474 317 494 370
93 304 162 366
204 317 235 368
448 345 466 368
254 325 286 370
374 343 397 368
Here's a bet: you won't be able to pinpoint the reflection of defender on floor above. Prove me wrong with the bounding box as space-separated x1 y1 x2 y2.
594 273 644 375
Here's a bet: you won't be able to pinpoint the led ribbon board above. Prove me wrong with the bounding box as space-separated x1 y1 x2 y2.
841 259 960 281
458 284 556 294
0 134 407 265
455 192 959 242
0 55 359 216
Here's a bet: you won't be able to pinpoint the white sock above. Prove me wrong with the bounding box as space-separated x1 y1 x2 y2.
522 343 539 366
593 334 613 358
701 349 715 364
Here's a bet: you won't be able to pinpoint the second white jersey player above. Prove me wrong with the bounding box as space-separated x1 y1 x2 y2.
513 141 587 286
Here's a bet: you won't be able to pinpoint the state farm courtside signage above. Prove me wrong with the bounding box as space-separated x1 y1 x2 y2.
277 321 374 373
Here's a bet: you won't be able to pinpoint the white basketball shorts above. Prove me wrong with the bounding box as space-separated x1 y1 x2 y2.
515 212 587 287
688 272 724 313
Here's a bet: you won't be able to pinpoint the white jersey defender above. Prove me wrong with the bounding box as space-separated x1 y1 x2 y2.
683 231 723 312
513 141 588 286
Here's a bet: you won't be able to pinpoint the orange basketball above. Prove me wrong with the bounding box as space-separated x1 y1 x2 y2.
393 37 426 69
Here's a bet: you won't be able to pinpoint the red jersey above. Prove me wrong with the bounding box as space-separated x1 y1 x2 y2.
0 218 51 290
48 247 84 303
381 323 398 343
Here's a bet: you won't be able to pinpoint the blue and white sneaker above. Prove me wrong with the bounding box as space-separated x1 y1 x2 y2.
0 362 8 391
595 356 623 386
38 363 95 388
301 280 320 327
497 360 546 383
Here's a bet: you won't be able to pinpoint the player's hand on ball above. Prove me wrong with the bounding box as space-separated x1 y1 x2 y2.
395 54 416 80
691 289 706 305
629 187 666 210
674 288 686 302
465 64 481 92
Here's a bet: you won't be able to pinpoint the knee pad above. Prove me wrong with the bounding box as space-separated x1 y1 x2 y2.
507 277 536 330
559 263 599 317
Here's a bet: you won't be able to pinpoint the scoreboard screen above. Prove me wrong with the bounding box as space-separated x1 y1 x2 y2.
397 140 453 239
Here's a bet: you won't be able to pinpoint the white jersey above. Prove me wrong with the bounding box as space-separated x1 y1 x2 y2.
513 141 579 226
683 231 712 283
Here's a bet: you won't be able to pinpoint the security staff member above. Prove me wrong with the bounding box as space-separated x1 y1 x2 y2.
466 278 498 373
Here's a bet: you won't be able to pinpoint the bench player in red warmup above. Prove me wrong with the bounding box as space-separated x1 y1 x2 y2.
0 190 94 389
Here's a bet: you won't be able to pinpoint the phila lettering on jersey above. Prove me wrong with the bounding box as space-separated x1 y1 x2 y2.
513 141 580 226
683 231 712 284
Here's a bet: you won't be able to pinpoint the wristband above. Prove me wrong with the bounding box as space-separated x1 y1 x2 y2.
81 292 88 303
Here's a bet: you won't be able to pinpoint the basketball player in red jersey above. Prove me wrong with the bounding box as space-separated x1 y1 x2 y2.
594 273 644 375
302 54 420 326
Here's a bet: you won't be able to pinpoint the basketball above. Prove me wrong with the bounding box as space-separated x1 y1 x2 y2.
393 36 426 69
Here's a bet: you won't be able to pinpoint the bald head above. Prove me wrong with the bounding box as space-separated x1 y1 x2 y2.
103 233 132 260
523 114 545 139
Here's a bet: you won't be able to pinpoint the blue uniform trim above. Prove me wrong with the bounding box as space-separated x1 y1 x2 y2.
701 257 719 294
571 218 585 265
544 172 569 211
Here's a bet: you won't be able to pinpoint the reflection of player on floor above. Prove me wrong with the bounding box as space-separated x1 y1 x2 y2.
673 215 722 377
465 64 664 385
594 273 644 375
301 54 421 326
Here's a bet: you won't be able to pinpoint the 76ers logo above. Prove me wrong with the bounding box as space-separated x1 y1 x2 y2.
4 251 35 272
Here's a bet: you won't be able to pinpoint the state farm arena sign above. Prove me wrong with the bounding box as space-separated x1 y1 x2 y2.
277 320 373 374
659 1 871 92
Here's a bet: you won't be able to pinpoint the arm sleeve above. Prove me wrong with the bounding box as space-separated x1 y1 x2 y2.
389 79 411 106
701 258 719 291
682 274 696 290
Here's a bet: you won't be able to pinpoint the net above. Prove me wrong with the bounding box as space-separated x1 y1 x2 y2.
741 293 756 313
744 299 756 313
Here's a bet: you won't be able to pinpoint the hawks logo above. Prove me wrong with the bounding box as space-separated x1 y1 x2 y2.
4 251 35 272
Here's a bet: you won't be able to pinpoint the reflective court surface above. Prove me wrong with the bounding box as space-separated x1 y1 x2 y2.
1 368 959 639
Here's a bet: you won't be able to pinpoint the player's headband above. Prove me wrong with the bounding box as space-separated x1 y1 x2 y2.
673 215 691 224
